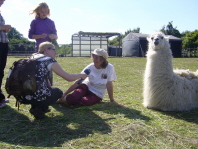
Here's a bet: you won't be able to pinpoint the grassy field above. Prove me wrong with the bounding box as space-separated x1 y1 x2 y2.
0 57 198 149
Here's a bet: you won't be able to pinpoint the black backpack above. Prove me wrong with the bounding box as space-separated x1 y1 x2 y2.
5 56 45 108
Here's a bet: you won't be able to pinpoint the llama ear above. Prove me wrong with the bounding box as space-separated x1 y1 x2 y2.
147 37 150 41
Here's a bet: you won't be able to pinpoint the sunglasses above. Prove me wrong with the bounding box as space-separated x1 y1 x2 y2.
48 47 56 51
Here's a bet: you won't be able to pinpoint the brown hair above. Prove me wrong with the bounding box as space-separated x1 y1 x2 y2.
100 56 108 68
29 2 50 18
91 54 108 69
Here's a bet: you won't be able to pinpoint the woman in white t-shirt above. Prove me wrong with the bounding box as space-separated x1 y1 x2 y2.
58 48 117 107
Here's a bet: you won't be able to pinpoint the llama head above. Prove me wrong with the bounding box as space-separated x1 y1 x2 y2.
147 32 170 50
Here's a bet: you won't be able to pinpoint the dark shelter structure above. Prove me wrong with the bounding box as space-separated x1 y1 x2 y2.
122 33 182 57
72 32 121 57
108 45 122 57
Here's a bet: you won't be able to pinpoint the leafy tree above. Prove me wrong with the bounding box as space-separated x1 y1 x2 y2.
108 36 121 46
181 30 191 48
161 21 181 38
7 27 35 52
123 27 140 37
181 30 198 48
9 38 35 52
51 39 59 50
108 27 140 46
7 27 24 40
57 44 72 56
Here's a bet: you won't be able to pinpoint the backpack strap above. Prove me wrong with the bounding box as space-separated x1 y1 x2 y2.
30 54 46 60
14 96 23 111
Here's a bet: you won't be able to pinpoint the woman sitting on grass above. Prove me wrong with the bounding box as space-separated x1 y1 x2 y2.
24 42 88 119
57 48 117 107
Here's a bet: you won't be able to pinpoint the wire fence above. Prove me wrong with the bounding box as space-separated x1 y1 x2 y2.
182 48 198 58
8 43 72 57
8 43 198 58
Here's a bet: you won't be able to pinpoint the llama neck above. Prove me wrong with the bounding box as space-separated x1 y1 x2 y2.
146 48 174 77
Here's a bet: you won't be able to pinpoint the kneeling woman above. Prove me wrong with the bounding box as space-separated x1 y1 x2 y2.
58 48 117 107
24 42 87 119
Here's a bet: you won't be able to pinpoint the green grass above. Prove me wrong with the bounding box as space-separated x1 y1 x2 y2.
1 57 198 148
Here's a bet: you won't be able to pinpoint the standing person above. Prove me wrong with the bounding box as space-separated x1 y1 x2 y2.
57 48 117 107
28 2 57 52
28 2 57 85
0 0 11 108
23 42 88 119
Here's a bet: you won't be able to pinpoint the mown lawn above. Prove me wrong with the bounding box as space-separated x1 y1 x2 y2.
0 57 198 148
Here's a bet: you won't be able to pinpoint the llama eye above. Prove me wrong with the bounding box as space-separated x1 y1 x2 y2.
151 37 154 40
161 37 164 39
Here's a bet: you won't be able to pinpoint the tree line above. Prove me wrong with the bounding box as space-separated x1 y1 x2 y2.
8 21 198 55
8 28 72 56
108 21 198 50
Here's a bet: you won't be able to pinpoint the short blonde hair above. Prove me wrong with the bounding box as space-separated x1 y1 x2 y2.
30 2 50 18
38 42 54 53
32 42 54 56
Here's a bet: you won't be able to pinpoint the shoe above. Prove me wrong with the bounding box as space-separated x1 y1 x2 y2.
0 103 6 108
42 108 51 113
57 95 67 105
29 108 45 119
2 99 9 103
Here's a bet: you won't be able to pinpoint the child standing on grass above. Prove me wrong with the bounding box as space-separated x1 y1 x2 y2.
28 2 57 85
0 0 11 108
28 2 58 52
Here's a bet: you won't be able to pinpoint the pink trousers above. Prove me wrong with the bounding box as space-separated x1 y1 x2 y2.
66 84 102 106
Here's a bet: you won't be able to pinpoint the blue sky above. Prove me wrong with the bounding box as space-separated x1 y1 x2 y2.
1 0 198 44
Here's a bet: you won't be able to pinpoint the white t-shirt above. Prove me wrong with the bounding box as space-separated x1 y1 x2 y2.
82 63 116 98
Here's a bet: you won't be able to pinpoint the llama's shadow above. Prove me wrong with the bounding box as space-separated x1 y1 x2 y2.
0 104 112 147
159 109 198 124
92 101 150 121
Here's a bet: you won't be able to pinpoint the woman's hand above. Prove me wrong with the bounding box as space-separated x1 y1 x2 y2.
0 25 11 32
80 73 88 80
49 34 57 40
40 33 47 39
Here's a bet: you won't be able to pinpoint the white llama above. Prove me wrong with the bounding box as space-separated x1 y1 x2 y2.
143 31 198 111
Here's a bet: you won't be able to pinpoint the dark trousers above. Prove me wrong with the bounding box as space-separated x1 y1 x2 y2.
24 87 63 110
0 43 9 101
66 84 102 106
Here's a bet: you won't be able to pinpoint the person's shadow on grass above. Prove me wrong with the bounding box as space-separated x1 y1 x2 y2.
51 101 150 147
0 104 112 147
0 100 150 148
